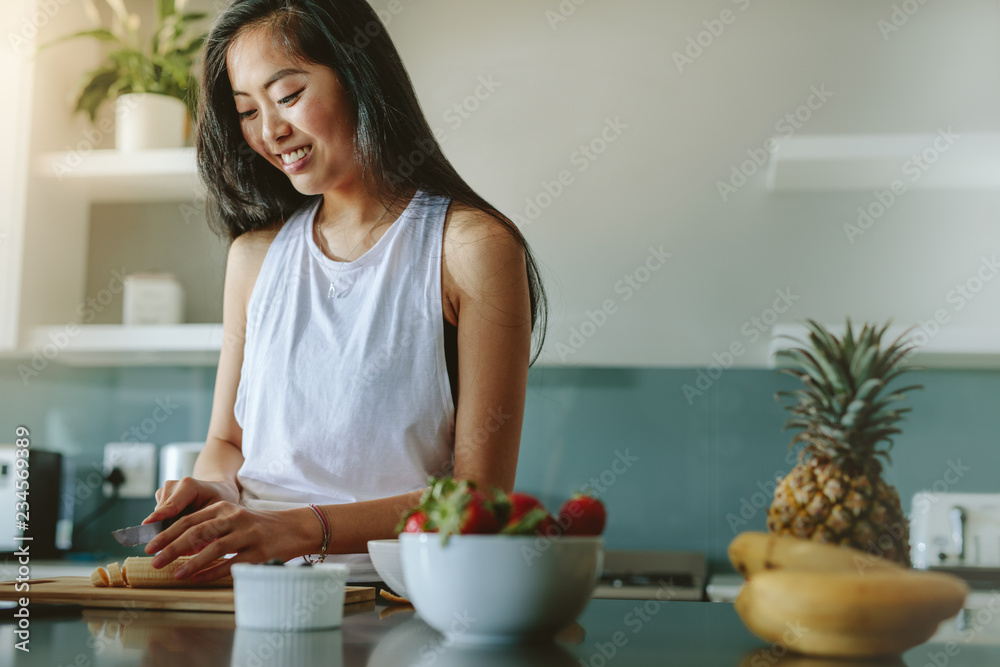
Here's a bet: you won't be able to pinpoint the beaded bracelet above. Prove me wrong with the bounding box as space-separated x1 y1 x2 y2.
303 504 330 564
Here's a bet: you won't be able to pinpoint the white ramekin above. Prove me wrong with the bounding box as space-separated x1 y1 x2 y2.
232 563 349 630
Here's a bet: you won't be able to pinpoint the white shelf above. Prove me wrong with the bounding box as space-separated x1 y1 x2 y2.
765 132 1000 192
34 148 202 203
769 324 1000 370
8 321 998 370
24 324 223 366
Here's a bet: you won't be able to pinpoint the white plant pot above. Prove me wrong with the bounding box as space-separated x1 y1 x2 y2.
115 93 188 152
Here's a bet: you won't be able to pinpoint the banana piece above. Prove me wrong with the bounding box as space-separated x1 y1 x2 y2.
89 566 109 587
106 562 126 587
736 569 967 658
729 532 903 578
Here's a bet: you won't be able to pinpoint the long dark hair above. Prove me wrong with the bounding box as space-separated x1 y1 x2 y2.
197 0 547 362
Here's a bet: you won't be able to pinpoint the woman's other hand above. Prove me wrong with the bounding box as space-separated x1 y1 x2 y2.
142 504 318 584
143 477 241 525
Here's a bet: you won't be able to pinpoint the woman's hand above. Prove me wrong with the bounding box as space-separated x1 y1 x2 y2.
143 504 318 583
143 477 241 525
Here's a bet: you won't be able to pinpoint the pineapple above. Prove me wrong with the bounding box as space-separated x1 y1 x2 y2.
767 319 922 567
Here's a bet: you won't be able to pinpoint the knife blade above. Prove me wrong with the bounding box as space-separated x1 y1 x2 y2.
112 509 190 547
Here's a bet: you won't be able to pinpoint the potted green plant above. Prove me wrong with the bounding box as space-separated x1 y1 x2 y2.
48 0 208 152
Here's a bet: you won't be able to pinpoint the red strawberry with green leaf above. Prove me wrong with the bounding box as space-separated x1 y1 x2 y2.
400 510 434 534
558 493 606 536
427 480 504 542
395 477 459 534
501 492 556 536
507 492 544 521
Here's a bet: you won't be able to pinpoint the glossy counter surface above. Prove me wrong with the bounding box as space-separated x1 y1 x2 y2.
3 597 1000 666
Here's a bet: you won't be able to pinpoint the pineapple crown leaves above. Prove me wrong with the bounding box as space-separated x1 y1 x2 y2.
774 319 923 466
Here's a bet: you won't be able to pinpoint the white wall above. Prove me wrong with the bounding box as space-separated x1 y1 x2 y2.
385 0 1000 366
24 0 999 367
0 0 34 349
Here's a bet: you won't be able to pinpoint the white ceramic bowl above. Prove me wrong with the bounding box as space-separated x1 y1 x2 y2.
231 563 349 630
400 533 603 644
367 539 408 598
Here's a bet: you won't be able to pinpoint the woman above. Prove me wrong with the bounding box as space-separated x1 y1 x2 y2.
140 0 546 583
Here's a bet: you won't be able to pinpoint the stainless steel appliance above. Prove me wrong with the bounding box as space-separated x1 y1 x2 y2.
911 492 1000 585
0 446 73 558
158 442 204 489
595 550 706 601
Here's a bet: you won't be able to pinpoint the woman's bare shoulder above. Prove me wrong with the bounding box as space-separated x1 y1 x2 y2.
441 202 528 309
232 226 281 253
442 201 511 243
226 226 282 305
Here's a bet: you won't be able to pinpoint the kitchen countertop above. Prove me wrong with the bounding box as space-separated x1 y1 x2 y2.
3 596 1000 666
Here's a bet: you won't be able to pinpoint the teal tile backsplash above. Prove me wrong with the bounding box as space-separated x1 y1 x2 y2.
2 360 998 572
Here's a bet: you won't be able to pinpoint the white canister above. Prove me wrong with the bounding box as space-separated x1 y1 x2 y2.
123 273 184 325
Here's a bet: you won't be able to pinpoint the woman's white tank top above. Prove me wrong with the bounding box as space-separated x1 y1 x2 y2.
234 189 456 514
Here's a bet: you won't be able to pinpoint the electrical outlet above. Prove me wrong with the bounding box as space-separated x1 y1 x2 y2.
103 442 157 498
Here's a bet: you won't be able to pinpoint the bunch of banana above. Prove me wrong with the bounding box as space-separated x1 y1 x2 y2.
729 532 903 578
730 532 968 658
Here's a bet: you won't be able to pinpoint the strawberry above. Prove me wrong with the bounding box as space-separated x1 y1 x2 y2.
488 486 513 526
398 477 511 543
557 494 606 536
500 492 556 536
534 513 558 537
401 510 433 533
427 479 505 542
502 507 558 536
438 488 502 534
395 477 457 535
507 492 545 522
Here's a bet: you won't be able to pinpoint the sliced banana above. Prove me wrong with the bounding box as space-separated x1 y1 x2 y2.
89 566 109 587
106 562 126 587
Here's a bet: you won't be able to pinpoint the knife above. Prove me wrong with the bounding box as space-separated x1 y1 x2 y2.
112 508 192 547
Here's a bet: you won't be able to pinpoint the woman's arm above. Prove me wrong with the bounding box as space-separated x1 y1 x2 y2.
437 204 532 492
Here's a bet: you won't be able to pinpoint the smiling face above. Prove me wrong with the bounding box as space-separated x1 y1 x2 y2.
227 27 357 196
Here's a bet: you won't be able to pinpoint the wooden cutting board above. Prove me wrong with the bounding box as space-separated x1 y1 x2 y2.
0 577 375 613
